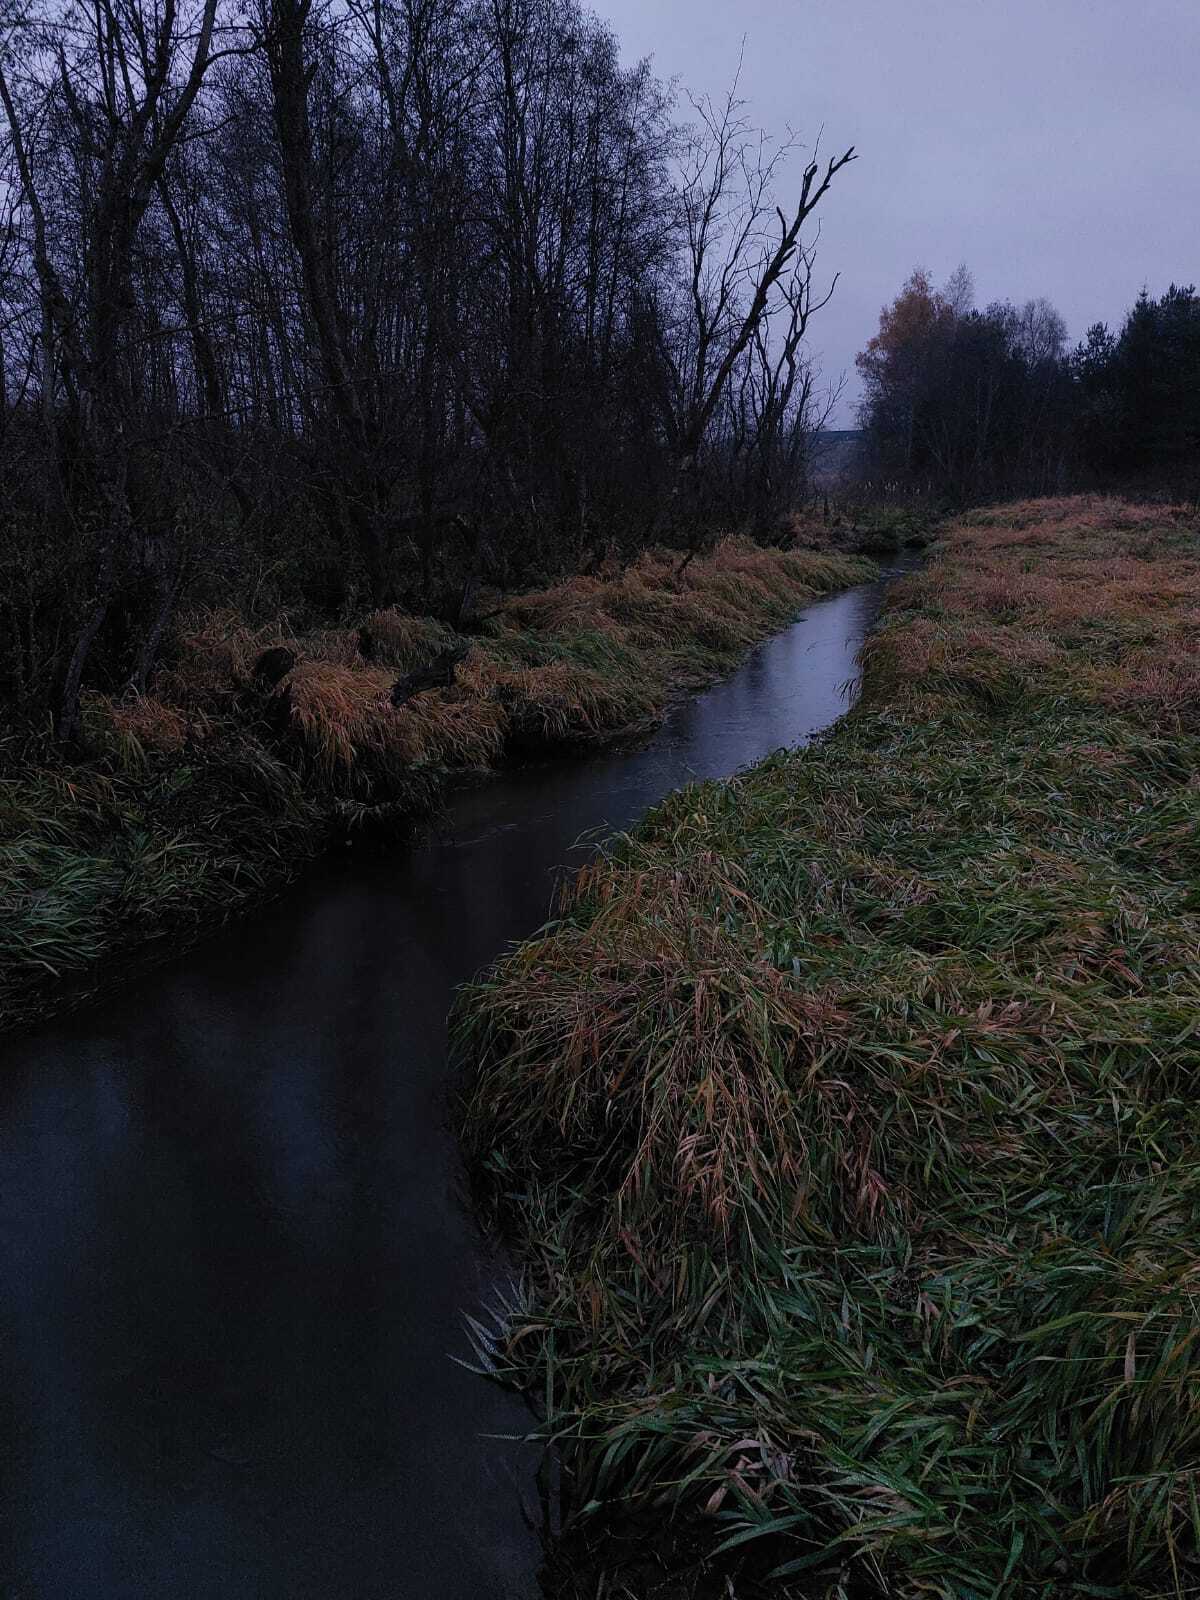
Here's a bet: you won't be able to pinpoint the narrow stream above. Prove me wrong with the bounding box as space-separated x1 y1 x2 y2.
0 565 910 1599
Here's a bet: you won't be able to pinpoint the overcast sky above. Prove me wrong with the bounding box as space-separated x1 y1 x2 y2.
591 0 1200 424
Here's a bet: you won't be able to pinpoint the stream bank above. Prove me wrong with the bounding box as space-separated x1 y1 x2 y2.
458 496 1200 1599
0 566 909 1599
0 541 875 1037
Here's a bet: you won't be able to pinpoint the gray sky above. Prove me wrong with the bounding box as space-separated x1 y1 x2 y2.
593 0 1200 423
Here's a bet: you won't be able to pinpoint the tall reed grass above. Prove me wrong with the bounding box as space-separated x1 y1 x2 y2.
458 496 1200 1598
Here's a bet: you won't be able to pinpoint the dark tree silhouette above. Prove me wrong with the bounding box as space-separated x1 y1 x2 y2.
0 0 854 731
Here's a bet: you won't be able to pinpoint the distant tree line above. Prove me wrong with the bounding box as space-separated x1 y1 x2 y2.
856 267 1200 505
1074 284 1200 487
0 0 853 738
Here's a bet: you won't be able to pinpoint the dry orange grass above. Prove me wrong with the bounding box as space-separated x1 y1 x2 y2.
470 850 861 1243
1108 641 1200 722
142 538 871 800
283 660 507 776
494 537 854 656
393 692 508 766
159 607 286 704
496 573 618 636
355 609 454 668
458 649 641 741
284 661 397 776
963 494 1181 535
87 693 196 758
871 496 1200 726
163 606 451 698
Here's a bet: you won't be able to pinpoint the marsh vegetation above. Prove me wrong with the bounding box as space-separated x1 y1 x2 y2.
459 495 1200 1597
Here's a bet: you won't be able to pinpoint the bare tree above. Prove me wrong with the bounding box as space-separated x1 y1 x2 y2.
0 0 220 734
656 70 854 551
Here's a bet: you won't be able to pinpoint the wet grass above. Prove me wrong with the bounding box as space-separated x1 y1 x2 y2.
0 539 873 1033
457 496 1200 1598
0 731 326 1033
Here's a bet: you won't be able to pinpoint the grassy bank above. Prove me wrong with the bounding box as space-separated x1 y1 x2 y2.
457 496 1200 1598
0 540 873 1035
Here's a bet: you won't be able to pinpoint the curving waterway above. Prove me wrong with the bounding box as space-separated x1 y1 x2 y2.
0 563 913 1599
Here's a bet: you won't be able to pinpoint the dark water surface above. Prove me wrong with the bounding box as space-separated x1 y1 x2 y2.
0 568 908 1599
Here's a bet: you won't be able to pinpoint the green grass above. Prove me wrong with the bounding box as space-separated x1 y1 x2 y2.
456 496 1200 1597
841 503 941 553
0 732 325 1032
